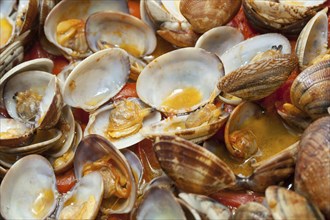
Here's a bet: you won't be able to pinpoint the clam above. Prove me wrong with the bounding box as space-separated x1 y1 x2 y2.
232 202 272 220
0 128 62 156
242 0 325 36
0 118 34 147
265 186 325 219
153 135 236 195
48 121 82 174
218 33 297 101
44 0 129 58
56 171 104 220
295 8 328 70
0 40 24 79
141 103 229 143
134 186 186 220
74 135 137 214
294 116 330 218
179 193 231 220
137 47 224 114
141 0 199 47
85 11 156 58
63 48 130 112
85 98 161 149
0 155 58 219
180 0 242 33
290 59 330 119
195 26 244 58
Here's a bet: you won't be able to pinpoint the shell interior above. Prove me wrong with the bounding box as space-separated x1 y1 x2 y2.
63 48 130 112
0 155 57 219
137 47 224 114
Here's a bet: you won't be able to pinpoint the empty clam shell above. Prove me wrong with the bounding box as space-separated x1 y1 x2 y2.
154 135 236 195
63 48 130 112
137 47 224 114
0 155 58 219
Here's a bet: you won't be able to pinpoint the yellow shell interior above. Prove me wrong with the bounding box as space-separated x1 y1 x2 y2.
161 87 202 111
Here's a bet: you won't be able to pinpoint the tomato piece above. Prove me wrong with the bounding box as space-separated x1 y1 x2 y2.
72 108 89 130
52 56 69 75
107 214 130 220
112 83 138 100
56 169 77 194
228 7 258 39
211 190 264 209
0 107 10 118
128 0 141 18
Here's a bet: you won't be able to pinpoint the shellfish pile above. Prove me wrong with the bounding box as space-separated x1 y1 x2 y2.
0 0 329 219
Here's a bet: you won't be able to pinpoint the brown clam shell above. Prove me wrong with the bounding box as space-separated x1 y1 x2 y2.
290 59 330 119
218 54 298 101
266 186 325 220
232 202 273 220
153 135 236 195
180 0 241 33
294 116 330 219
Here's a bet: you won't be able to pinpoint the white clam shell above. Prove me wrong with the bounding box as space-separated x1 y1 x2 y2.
85 98 161 149
0 118 34 147
0 155 57 219
195 26 244 58
63 48 130 112
56 171 104 220
220 33 291 75
86 11 157 57
137 47 224 114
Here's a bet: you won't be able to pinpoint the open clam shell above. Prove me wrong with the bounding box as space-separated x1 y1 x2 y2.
74 135 137 214
295 8 328 70
0 128 62 156
218 33 297 100
0 118 34 147
195 26 244 58
56 171 104 220
63 48 130 112
141 110 228 143
85 98 161 149
86 11 156 57
137 47 224 114
0 41 24 79
153 135 236 195
44 0 129 58
0 155 58 219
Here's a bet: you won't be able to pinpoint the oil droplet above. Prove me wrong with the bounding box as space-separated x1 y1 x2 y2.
31 189 55 218
0 17 13 47
161 87 202 111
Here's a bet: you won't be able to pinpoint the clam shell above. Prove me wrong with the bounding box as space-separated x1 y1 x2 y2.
0 38 23 79
74 135 137 214
44 0 129 58
290 59 330 119
137 47 224 114
0 128 62 156
0 118 34 147
56 171 104 220
195 26 244 58
0 155 58 219
232 202 272 220
135 186 186 220
266 186 325 220
86 11 156 57
180 0 241 33
141 111 228 143
295 8 328 70
63 48 130 112
295 116 330 219
84 98 161 149
154 135 236 195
